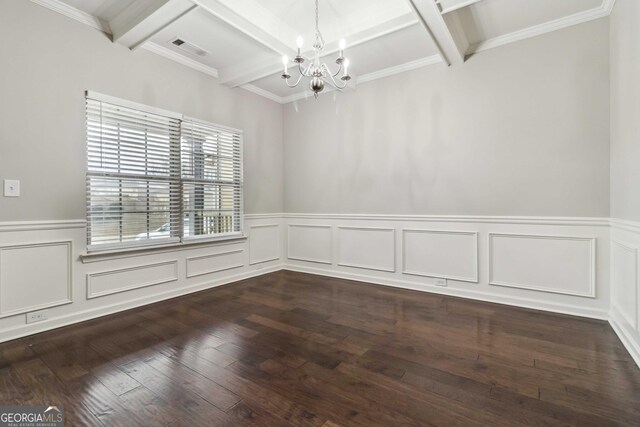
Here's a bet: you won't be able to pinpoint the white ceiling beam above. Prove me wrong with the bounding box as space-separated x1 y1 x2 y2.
217 12 419 88
110 0 196 50
435 0 483 15
406 0 467 65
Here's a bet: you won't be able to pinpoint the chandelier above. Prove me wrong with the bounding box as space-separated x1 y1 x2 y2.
281 0 351 98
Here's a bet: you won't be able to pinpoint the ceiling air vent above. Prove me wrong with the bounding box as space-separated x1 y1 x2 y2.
169 37 207 57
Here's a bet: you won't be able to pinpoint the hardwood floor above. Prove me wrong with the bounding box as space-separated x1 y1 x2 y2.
1 270 639 426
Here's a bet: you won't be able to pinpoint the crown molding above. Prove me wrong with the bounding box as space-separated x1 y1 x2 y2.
602 0 617 15
470 1 612 54
239 84 285 104
140 42 219 78
357 55 443 85
30 0 111 34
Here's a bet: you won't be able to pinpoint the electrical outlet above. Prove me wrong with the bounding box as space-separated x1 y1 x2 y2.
435 278 447 287
26 309 48 324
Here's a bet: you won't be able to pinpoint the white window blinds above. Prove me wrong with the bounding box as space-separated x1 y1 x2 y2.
180 118 243 239
86 92 243 250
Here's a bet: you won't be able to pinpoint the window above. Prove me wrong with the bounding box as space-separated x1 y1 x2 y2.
86 92 243 251
181 118 243 239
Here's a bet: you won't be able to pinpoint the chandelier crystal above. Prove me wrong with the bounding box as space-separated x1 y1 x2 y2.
281 0 351 99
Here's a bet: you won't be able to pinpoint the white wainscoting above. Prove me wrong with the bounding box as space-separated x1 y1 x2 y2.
489 233 596 297
0 241 72 318
610 219 640 368
87 260 179 299
337 226 396 272
249 224 281 265
287 224 332 264
0 215 284 343
186 248 244 278
2 214 638 369
403 229 478 283
283 214 610 321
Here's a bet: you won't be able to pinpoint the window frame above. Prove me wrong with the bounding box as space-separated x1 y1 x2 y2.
85 91 244 253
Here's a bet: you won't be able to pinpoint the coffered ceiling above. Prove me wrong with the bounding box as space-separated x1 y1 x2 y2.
31 0 614 103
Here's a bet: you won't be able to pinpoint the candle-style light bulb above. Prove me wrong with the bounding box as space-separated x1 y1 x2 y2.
282 55 289 73
344 58 349 75
339 39 346 57
296 36 304 57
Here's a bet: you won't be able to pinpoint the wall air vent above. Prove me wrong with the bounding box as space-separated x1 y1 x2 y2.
169 37 208 57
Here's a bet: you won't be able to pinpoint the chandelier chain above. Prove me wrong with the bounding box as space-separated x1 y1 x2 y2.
314 0 324 48
315 0 319 35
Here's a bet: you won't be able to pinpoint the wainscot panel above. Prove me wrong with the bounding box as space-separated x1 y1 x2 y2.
186 248 244 278
337 226 396 272
87 260 179 299
287 224 332 264
249 224 281 265
0 241 72 317
402 229 478 283
489 233 596 297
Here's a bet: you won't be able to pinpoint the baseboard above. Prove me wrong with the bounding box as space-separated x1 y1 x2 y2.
0 264 284 344
609 306 640 369
283 264 609 321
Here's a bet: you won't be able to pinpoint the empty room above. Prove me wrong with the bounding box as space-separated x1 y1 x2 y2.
1 0 639 425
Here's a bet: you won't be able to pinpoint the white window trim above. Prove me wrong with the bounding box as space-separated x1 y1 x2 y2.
86 91 183 120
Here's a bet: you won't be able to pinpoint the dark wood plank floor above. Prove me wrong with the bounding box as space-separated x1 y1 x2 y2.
1 270 639 426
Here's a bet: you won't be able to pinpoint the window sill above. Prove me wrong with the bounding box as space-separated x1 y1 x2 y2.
80 234 247 264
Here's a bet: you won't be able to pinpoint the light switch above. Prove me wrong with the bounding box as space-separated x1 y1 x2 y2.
4 179 20 197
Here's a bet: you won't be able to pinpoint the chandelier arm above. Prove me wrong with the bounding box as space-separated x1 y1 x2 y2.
331 62 343 78
321 63 344 80
285 73 305 88
324 69 348 90
298 62 314 77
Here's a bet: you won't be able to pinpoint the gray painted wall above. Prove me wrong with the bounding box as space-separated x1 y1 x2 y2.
610 0 640 222
0 0 284 220
283 19 610 217
0 2 616 222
